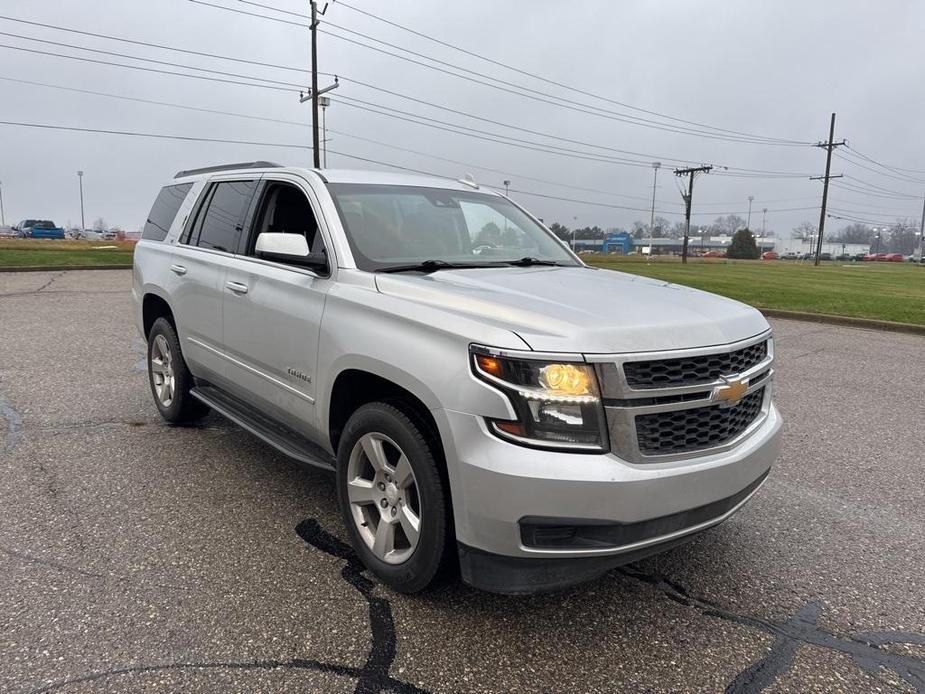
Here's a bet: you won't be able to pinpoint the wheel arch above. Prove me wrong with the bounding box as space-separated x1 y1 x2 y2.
142 292 175 338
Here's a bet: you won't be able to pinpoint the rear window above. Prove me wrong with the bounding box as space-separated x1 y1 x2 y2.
193 180 257 253
143 183 193 241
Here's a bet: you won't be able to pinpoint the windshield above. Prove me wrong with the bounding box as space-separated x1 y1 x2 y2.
327 183 579 271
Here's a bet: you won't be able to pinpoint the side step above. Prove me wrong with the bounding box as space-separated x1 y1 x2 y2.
191 385 335 471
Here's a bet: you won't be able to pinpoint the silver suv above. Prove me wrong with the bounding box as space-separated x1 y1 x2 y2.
133 161 782 594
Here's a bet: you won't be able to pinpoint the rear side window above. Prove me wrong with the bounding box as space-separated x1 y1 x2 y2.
194 180 257 253
143 183 193 241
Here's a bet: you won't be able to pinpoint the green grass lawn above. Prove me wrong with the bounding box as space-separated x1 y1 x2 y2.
586 255 925 325
0 239 135 268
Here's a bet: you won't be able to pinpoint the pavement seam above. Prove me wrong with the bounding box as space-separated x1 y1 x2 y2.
619 566 925 692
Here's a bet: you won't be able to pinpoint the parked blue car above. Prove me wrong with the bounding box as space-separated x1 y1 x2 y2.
24 220 66 239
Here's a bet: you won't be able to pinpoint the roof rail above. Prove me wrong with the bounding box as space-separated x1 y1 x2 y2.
174 161 282 179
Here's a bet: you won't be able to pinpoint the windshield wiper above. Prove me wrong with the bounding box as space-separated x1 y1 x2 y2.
376 259 497 273
500 256 565 267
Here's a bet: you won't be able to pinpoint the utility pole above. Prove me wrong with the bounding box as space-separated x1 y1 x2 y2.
0 180 5 227
809 113 846 266
648 162 661 261
675 165 713 263
77 171 85 231
299 1 338 168
747 195 754 230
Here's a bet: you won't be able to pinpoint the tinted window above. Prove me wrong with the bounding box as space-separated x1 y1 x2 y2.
143 183 193 241
195 180 257 252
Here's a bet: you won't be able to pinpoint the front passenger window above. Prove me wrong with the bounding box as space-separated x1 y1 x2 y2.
250 183 325 257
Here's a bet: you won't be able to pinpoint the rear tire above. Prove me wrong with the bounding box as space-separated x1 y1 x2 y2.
336 402 451 593
147 317 210 424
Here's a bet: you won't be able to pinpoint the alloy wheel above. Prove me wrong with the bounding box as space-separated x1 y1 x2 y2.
346 432 422 564
150 334 176 407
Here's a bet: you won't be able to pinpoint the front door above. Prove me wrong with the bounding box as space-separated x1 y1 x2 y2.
222 175 333 439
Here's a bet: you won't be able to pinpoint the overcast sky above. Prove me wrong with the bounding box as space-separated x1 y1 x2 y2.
2 0 924 235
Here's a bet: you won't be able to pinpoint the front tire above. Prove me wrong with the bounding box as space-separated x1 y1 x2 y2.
146 317 210 424
336 402 451 593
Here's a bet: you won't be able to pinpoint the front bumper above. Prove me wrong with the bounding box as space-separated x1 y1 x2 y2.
434 403 782 593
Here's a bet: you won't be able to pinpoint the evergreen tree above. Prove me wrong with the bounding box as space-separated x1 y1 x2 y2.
727 228 760 259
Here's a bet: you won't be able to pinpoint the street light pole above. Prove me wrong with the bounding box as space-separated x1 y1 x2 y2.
318 95 331 168
572 215 578 251
648 162 660 260
77 171 85 231
747 195 754 230
0 180 5 227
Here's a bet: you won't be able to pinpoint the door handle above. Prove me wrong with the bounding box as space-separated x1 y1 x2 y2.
169 264 187 276
225 281 249 295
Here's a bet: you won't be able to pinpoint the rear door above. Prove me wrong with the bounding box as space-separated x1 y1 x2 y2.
170 177 259 387
222 174 334 439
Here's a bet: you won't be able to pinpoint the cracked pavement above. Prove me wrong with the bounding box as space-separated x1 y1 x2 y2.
0 269 923 693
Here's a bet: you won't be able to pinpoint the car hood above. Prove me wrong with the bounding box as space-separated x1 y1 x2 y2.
374 266 769 354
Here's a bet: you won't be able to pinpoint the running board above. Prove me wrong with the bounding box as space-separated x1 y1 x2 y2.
191 385 335 471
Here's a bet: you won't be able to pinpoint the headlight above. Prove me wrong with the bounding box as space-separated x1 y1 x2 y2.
470 346 608 452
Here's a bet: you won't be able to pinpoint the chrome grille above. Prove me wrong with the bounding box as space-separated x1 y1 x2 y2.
623 340 768 389
635 387 765 455
593 332 774 463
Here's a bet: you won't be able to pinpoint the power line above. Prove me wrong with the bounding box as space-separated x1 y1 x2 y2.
0 73 684 205
843 144 925 177
0 41 300 93
835 149 925 186
244 0 812 145
831 180 920 201
0 31 311 90
0 12 312 76
0 118 807 221
188 0 812 146
0 17 818 178
316 22 806 146
0 75 310 128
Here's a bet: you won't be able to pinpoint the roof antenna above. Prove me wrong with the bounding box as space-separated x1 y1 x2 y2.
458 173 479 189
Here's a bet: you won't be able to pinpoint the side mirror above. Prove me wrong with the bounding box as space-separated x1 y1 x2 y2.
255 232 328 273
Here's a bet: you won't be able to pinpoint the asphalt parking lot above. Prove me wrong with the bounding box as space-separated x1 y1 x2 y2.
1 269 923 693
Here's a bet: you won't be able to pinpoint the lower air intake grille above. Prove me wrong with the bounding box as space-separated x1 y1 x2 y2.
635 387 765 455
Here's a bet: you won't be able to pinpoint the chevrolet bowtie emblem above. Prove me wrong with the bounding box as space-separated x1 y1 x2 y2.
713 377 748 406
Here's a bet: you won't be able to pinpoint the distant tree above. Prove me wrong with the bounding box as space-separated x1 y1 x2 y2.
709 214 747 235
631 220 647 239
669 221 689 239
727 228 760 259
93 217 107 231
792 221 817 241
830 223 872 244
887 220 917 254
548 222 570 242
475 222 501 247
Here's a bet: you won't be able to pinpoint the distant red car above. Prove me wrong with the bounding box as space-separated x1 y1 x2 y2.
761 251 779 260
884 253 904 262
702 250 726 258
864 253 886 261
